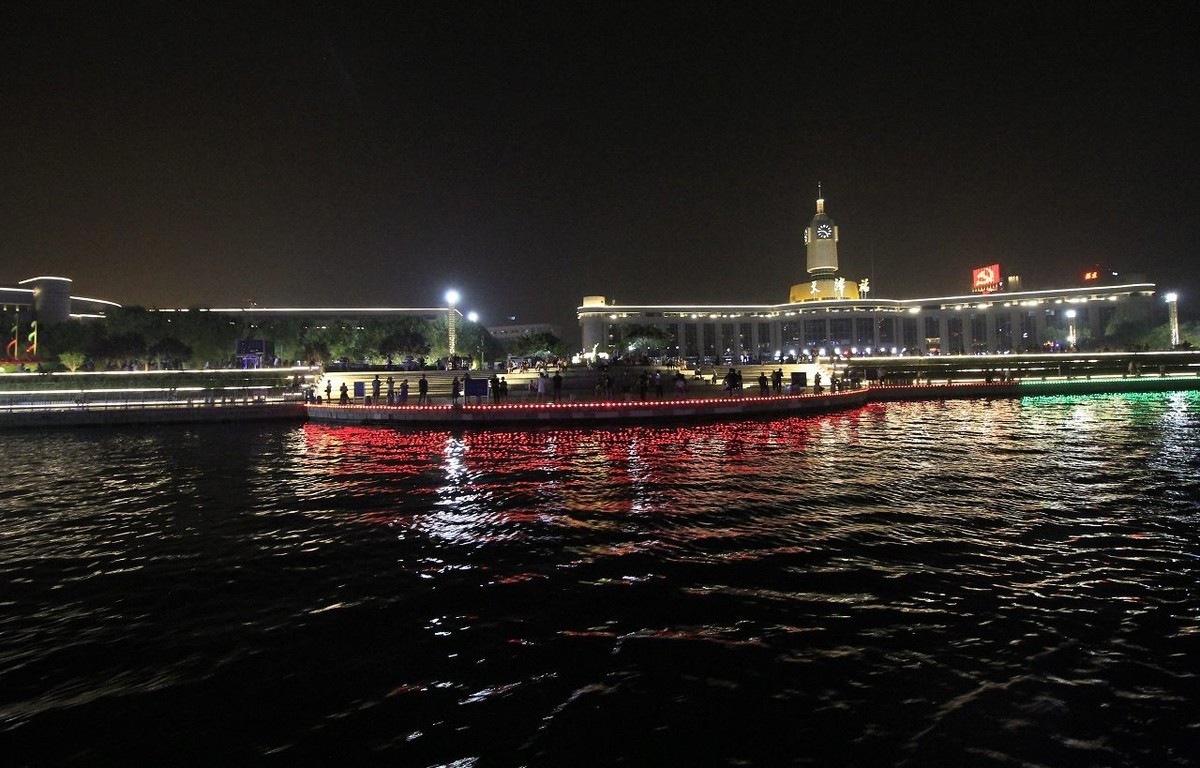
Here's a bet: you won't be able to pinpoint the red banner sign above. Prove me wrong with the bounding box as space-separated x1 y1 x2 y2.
972 264 1000 293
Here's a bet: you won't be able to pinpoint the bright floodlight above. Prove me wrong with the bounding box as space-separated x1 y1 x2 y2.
467 311 479 323
1165 292 1178 302
1065 309 1076 318
445 289 460 306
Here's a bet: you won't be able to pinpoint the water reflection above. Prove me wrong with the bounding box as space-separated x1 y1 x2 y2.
1 392 1197 765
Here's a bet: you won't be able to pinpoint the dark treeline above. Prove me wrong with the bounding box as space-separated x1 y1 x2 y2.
38 308 567 370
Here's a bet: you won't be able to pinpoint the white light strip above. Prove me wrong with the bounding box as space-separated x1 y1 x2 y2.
191 307 448 313
70 295 122 307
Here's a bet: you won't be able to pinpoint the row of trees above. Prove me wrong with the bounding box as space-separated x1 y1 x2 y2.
28 308 569 370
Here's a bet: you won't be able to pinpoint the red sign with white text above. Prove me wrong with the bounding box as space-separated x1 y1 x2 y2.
972 264 1001 293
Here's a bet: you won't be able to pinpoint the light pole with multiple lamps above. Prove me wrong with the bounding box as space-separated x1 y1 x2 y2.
1165 292 1180 348
1065 309 1077 350
445 289 460 362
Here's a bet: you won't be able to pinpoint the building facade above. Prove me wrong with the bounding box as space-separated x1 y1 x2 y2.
579 195 1157 361
1 276 122 323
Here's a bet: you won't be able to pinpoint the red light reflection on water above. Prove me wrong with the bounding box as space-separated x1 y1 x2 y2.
297 418 858 486
296 413 867 543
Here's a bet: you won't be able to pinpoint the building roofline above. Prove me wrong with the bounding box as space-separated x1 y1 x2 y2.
18 275 73 285
151 306 453 314
578 283 1157 314
70 295 122 308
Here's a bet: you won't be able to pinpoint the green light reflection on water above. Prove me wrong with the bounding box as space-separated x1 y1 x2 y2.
1018 389 1199 428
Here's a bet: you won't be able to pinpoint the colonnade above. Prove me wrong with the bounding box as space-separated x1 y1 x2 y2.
583 304 1109 360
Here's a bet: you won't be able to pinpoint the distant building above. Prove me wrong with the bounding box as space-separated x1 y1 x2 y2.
0 276 121 323
579 192 1159 359
152 305 452 323
486 322 562 341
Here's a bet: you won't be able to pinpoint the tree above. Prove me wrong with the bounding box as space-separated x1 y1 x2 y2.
1102 299 1157 350
506 331 567 359
377 317 433 359
300 339 332 364
94 331 147 366
39 320 100 361
616 324 673 359
149 337 193 366
59 351 86 372
164 309 245 364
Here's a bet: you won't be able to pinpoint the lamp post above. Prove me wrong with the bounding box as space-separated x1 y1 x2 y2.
445 289 460 363
467 311 480 369
1065 309 1077 351
1165 293 1180 347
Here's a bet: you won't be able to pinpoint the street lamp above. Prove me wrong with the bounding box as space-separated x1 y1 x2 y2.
466 311 481 369
445 289 460 361
1065 309 1077 350
1165 293 1180 347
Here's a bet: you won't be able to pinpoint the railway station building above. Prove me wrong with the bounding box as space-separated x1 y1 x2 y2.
578 194 1158 361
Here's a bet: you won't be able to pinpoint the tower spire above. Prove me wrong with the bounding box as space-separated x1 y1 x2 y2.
816 182 824 214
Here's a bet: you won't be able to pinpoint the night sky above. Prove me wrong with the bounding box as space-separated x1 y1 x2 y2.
3 2 1196 344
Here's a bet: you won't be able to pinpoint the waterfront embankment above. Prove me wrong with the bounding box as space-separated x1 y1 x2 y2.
306 371 1200 427
4 353 1200 430
0 366 315 430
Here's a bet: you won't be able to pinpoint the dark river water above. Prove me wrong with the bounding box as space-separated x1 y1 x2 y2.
2 392 1199 766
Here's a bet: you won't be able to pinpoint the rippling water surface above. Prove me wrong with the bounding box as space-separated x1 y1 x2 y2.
2 393 1199 765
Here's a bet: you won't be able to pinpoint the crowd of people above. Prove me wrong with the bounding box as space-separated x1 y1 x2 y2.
320 363 862 407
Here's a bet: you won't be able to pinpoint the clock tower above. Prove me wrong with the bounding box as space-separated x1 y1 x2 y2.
805 186 838 276
790 186 859 302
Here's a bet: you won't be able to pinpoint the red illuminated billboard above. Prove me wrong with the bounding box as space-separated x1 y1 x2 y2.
972 264 1000 293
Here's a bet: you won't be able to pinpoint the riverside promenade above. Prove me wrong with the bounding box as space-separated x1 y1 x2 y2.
0 367 314 430
305 371 1200 428
4 354 1199 430
308 387 872 426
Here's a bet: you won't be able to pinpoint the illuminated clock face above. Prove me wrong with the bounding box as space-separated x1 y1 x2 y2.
816 223 833 239
804 228 811 245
